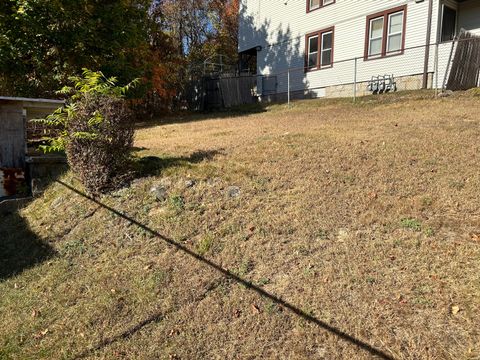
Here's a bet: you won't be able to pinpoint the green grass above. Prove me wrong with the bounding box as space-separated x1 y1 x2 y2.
400 218 422 232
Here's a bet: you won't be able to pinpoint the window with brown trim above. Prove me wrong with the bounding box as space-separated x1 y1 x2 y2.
365 6 406 59
306 28 334 71
307 0 335 13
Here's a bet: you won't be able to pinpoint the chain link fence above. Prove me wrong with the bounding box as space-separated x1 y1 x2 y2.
257 36 480 104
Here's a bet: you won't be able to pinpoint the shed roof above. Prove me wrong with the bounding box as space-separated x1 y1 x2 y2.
0 96 64 104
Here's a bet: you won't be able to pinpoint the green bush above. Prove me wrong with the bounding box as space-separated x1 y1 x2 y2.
36 69 138 196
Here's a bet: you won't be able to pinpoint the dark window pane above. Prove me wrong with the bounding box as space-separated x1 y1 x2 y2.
441 6 457 42
322 32 332 50
321 49 332 66
309 36 318 53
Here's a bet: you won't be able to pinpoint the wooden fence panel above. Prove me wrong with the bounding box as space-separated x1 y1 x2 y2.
218 76 256 108
447 33 480 91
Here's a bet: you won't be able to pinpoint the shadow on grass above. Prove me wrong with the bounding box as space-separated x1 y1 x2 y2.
58 180 395 360
0 211 55 280
133 149 224 178
135 102 267 129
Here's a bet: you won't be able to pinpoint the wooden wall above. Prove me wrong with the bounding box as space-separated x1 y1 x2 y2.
0 102 26 168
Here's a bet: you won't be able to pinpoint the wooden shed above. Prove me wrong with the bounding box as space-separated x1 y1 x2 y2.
0 97 63 198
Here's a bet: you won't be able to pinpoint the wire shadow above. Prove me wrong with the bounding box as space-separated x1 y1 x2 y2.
59 180 394 360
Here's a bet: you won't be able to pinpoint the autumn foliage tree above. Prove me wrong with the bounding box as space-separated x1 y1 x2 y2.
0 0 240 111
0 0 153 97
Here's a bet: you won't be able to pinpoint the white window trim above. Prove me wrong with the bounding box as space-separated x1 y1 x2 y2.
321 31 333 67
308 35 319 69
309 0 334 12
386 11 404 54
368 17 384 58
310 0 320 10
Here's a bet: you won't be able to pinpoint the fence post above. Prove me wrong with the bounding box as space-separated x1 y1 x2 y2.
353 57 358 103
287 69 291 106
434 43 439 97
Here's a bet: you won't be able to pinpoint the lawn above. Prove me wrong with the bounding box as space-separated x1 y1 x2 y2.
1 91 479 359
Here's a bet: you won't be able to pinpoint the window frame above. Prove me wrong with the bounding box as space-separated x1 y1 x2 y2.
440 4 457 43
364 5 407 60
305 27 335 72
307 0 335 13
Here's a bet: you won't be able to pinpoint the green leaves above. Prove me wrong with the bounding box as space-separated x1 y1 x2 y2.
57 69 139 100
34 69 138 153
0 0 152 97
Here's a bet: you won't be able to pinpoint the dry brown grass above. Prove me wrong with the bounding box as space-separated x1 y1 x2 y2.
1 91 479 359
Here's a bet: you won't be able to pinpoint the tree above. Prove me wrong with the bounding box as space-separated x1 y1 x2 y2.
152 0 239 65
0 0 153 97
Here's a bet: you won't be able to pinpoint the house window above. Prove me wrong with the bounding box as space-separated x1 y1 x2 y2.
365 6 406 59
321 31 333 66
308 0 335 13
306 28 334 70
441 5 457 42
308 35 319 69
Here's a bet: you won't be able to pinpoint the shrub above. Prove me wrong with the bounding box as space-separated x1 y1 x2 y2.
36 69 138 196
66 93 134 194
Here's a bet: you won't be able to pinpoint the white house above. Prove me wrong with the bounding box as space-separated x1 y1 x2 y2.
238 0 480 99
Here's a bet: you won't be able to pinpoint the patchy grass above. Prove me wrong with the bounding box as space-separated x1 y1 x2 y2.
1 91 480 359
400 218 422 232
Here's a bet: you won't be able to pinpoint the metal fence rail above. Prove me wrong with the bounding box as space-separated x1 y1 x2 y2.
257 36 478 104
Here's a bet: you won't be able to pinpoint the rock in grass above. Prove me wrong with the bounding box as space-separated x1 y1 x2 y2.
185 179 196 188
227 186 241 198
439 90 453 98
151 185 168 202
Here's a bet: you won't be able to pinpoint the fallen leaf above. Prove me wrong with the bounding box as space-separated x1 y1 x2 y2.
34 328 49 339
251 304 260 314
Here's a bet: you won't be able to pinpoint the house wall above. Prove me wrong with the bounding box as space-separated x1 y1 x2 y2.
240 0 459 98
458 0 480 35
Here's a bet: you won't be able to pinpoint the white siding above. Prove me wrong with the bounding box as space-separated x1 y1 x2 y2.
239 0 266 52
239 0 468 97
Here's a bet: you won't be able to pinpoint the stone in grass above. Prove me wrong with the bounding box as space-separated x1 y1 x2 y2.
438 90 453 98
151 185 168 202
227 186 241 198
185 179 196 188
